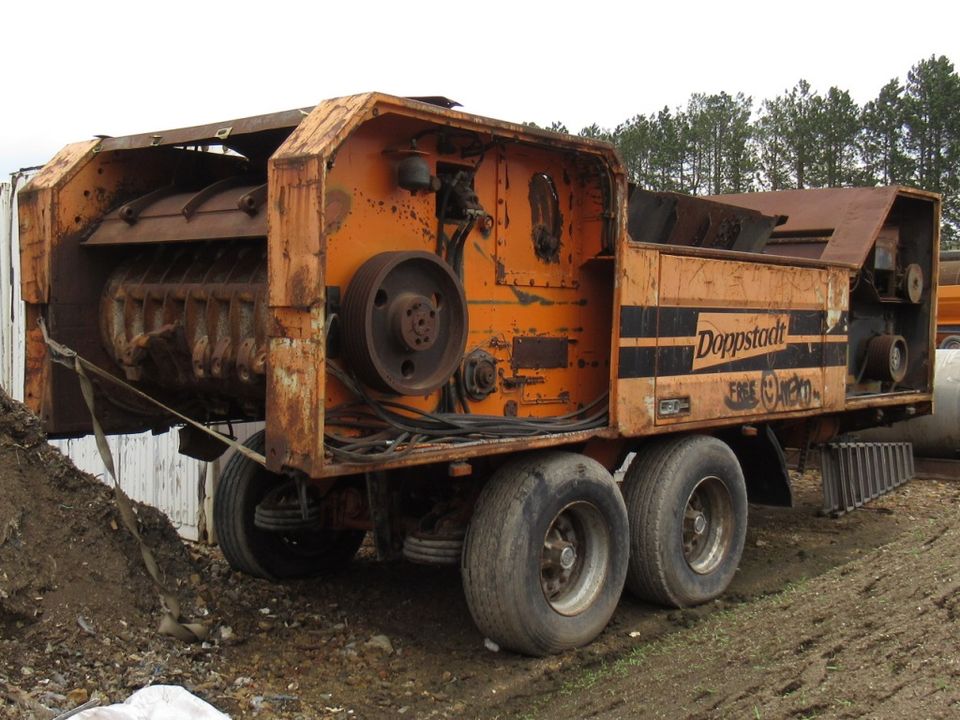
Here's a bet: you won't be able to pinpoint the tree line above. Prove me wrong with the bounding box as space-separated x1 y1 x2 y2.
534 55 960 246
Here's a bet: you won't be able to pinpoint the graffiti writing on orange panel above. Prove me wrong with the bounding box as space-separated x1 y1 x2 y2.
775 372 819 410
724 369 820 411
724 379 759 410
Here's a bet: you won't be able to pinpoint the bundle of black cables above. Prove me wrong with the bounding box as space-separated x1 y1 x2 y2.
324 361 609 464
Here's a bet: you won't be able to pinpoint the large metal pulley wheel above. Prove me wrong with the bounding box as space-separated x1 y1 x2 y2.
903 263 924 304
342 251 468 395
865 334 908 383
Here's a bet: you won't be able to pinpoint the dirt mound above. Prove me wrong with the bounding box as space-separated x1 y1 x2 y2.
0 389 196 634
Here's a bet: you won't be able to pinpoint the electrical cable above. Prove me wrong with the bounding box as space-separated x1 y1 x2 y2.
323 359 608 463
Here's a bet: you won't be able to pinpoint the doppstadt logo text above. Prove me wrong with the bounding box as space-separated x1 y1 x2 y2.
692 313 789 370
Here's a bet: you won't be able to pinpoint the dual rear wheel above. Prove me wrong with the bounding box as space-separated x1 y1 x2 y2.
461 453 630 656
460 436 748 655
622 435 748 607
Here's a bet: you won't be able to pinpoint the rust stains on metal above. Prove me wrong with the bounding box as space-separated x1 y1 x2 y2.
86 182 269 246
528 173 562 263
628 189 781 253
715 186 940 267
324 188 351 234
99 242 268 416
96 107 312 164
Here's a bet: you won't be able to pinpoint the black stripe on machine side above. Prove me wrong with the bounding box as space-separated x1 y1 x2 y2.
619 306 849 338
618 347 657 379
618 341 848 379
619 306 659 338
789 310 823 336
823 341 848 367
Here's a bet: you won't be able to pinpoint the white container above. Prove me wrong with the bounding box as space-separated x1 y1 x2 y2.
854 349 960 458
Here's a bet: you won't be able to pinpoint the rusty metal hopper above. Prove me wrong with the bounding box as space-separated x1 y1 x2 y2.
714 187 940 267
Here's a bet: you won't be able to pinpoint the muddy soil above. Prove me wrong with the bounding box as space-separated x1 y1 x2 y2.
1 388 958 719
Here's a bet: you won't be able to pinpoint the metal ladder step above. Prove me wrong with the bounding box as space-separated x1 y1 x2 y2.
819 441 914 516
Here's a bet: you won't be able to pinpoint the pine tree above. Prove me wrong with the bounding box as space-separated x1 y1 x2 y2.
783 80 823 189
861 79 911 186
902 55 960 242
815 87 862 187
613 115 656 187
541 55 958 244
756 95 791 190
578 124 613 142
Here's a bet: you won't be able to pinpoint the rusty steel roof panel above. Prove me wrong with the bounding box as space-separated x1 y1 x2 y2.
96 108 313 152
713 187 938 268
274 93 623 162
85 184 268 246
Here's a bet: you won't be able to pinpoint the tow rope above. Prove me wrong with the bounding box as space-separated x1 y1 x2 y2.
37 318 263 642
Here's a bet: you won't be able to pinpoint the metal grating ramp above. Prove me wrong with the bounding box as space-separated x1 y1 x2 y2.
819 442 914 516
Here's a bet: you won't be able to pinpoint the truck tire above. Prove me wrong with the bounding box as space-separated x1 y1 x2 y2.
461 452 628 656
623 435 747 608
214 431 365 579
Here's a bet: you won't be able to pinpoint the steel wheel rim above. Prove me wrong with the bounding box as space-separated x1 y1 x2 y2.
889 340 906 377
681 475 734 575
540 501 609 616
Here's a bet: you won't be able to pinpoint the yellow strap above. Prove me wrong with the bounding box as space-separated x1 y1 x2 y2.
40 319 211 642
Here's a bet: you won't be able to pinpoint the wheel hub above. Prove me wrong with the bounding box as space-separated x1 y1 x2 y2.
393 294 438 351
682 475 735 576
540 502 610 616
691 512 707 535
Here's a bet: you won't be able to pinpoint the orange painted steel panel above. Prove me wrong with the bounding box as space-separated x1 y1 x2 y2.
615 246 849 436
658 252 836 310
18 140 97 305
261 96 624 475
265 154 327 472
936 284 960 343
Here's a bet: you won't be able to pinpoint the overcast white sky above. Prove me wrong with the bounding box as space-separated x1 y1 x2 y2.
2 0 957 175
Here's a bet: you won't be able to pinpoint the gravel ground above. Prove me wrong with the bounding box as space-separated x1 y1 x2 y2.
2 389 957 719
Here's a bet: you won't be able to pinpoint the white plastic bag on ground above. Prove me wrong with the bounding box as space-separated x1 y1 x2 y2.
73 685 230 720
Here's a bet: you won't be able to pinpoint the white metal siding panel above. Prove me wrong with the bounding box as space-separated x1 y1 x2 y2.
9 174 26 402
0 179 12 394
0 176 25 399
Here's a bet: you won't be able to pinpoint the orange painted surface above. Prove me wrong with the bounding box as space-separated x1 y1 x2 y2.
615 245 848 437
937 284 960 344
264 98 624 472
